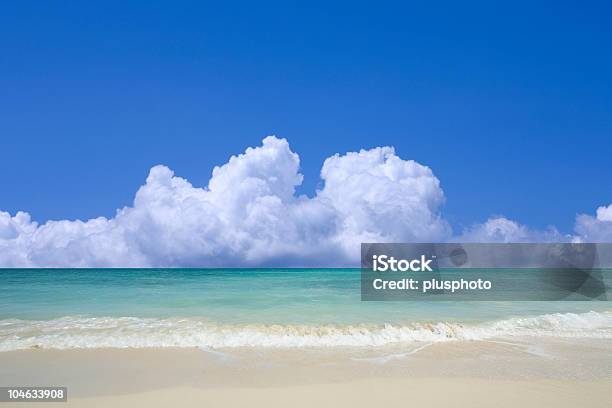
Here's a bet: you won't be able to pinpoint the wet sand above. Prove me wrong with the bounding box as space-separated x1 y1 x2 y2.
0 337 610 407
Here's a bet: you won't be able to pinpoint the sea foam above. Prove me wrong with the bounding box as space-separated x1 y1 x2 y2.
0 311 610 351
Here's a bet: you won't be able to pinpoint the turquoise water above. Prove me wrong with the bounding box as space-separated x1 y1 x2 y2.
1 269 610 323
0 269 611 350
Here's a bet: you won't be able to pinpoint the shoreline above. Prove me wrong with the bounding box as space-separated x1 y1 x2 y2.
1 338 610 407
2 309 611 350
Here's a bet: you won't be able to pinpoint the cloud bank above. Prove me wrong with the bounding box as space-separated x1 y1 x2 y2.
0 136 610 267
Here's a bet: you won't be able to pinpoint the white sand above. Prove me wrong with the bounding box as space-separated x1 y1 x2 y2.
1 338 610 407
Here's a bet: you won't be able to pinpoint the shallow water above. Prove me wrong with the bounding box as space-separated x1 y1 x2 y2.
0 269 610 350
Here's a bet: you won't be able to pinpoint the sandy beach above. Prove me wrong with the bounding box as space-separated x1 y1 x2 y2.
1 337 610 407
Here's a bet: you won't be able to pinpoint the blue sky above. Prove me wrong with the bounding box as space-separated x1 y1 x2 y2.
1 1 611 235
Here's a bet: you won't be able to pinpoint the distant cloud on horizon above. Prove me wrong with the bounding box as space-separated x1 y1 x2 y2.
1 136 611 267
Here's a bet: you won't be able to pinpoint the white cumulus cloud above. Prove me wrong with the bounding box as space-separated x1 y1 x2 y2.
574 204 612 242
458 217 566 243
2 136 611 267
0 136 450 267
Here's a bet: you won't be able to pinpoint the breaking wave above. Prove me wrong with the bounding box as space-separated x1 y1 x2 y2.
0 311 611 351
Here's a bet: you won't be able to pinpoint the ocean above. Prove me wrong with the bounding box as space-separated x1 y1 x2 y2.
1 269 611 350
